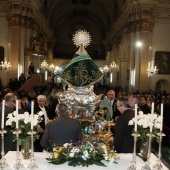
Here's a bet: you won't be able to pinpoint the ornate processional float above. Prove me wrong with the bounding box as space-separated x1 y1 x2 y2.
58 30 114 147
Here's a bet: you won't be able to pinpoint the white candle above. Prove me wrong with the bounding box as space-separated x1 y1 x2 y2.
135 104 137 132
1 100 5 129
160 104 163 132
150 102 154 133
16 100 18 129
31 101 34 130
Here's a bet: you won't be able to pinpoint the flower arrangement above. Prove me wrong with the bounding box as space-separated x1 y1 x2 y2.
47 141 119 167
6 111 43 145
94 119 107 131
128 111 161 143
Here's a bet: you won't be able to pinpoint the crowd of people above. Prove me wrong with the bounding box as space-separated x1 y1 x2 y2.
0 80 169 155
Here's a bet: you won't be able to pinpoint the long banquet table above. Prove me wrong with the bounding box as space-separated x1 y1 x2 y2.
3 151 169 170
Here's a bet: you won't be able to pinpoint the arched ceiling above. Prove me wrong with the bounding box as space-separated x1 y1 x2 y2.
39 0 123 60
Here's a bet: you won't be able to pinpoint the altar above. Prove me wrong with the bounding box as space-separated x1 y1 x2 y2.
3 151 169 170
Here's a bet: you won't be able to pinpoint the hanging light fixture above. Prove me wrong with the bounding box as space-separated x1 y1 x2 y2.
147 58 158 77
110 61 118 69
48 63 55 72
0 60 11 71
40 60 48 70
102 65 110 72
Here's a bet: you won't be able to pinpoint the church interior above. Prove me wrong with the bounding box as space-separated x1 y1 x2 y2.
0 0 170 169
0 0 169 93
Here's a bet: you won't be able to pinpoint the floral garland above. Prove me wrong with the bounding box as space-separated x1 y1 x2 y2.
47 141 119 167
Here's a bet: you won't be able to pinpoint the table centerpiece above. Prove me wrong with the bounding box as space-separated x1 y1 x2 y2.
6 111 43 158
47 141 119 167
128 111 161 159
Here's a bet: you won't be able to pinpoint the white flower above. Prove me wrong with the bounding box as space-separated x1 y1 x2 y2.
38 111 44 116
18 114 24 120
128 120 134 125
69 152 75 158
13 111 17 116
83 150 89 158
63 143 69 148
33 119 39 126
7 113 13 119
24 111 29 117
24 118 29 124
6 119 12 126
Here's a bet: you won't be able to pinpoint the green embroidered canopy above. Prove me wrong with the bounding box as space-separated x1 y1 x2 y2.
61 55 103 87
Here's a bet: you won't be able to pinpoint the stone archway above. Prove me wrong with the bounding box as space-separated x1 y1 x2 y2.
156 79 170 92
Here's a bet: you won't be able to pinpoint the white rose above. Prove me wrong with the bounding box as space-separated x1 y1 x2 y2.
24 118 29 124
6 119 12 126
38 111 44 116
154 122 161 129
7 113 13 119
69 152 74 158
34 115 39 121
18 114 24 120
143 121 148 128
33 119 39 126
12 111 17 117
24 112 30 118
138 111 144 116
128 120 134 125
63 143 69 148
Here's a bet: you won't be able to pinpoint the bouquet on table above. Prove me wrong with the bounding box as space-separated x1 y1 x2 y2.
128 111 161 143
47 141 119 167
6 111 43 145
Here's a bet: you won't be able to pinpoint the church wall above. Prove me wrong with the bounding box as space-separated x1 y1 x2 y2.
151 22 170 92
0 12 9 86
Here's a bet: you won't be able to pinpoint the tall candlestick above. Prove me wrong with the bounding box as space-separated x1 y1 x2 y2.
16 100 18 129
135 104 137 132
150 102 154 133
31 101 34 130
1 100 5 129
160 104 163 132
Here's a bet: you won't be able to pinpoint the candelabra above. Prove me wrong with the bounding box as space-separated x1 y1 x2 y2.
153 132 165 170
147 58 158 77
141 133 155 170
127 132 140 170
13 130 24 170
27 131 38 169
0 129 9 169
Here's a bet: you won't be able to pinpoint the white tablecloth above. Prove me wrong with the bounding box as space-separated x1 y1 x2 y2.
3 151 169 170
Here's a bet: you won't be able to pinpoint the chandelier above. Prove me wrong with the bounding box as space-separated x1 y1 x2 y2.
147 58 158 77
48 63 55 72
110 61 118 69
0 60 11 71
40 60 48 70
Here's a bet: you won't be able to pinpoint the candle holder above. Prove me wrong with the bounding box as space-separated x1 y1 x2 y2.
0 129 9 169
153 132 165 170
141 133 155 170
127 132 140 170
27 131 38 169
13 129 24 170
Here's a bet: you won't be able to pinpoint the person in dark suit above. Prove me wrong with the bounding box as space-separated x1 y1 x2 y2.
0 93 24 154
40 102 82 150
34 95 51 152
114 97 140 153
140 96 151 114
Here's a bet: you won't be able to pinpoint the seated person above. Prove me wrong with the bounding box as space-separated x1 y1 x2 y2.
40 103 82 151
